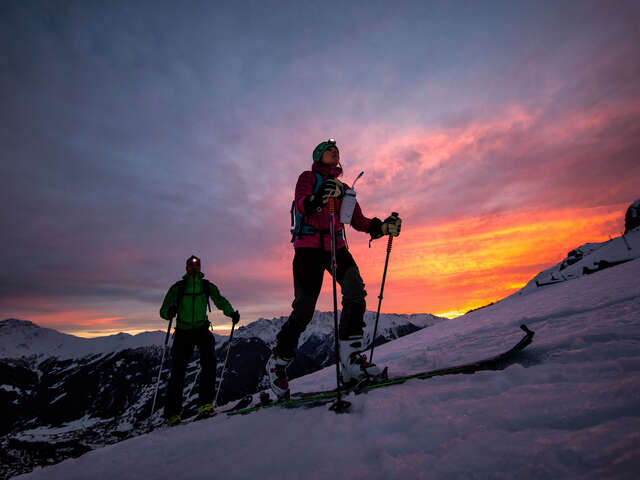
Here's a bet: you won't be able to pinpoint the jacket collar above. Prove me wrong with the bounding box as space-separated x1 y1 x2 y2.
311 162 343 178
182 271 204 281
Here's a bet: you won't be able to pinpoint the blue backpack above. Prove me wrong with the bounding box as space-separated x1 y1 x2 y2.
290 172 345 243
290 172 324 243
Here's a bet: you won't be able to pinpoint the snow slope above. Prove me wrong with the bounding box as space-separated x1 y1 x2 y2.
18 258 640 479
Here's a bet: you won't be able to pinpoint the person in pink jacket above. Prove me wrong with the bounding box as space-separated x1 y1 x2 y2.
267 139 402 398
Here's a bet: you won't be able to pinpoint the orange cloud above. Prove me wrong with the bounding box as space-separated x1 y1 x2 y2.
344 203 625 318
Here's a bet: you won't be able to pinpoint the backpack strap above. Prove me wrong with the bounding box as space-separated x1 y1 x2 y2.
291 172 325 242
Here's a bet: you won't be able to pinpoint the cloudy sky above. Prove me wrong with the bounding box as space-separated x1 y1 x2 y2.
1 0 638 336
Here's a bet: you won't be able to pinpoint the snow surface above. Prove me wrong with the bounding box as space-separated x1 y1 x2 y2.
17 257 640 479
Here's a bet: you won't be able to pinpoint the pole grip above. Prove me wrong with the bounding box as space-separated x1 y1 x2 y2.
328 196 336 214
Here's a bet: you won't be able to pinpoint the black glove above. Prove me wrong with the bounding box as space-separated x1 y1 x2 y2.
231 310 240 325
369 217 384 240
382 213 402 237
167 305 178 319
304 193 325 213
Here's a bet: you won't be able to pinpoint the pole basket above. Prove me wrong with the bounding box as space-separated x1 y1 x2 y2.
329 399 352 413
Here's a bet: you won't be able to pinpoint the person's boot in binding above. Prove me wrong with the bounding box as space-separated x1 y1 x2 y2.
339 337 381 384
266 351 293 399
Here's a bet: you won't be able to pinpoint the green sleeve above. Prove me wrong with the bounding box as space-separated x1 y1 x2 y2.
208 283 235 318
159 284 179 320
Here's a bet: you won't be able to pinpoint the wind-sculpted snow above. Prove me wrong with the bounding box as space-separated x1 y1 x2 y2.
16 258 640 479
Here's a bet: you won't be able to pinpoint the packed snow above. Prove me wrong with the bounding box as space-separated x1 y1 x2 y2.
17 255 640 479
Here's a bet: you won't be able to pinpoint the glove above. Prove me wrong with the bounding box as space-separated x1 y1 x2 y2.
381 213 402 237
167 305 178 319
319 178 343 202
303 178 343 212
231 310 240 325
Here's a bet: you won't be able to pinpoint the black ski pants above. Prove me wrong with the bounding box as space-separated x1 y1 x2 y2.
165 325 216 418
275 247 367 359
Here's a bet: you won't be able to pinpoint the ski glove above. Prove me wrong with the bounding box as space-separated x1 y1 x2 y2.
381 214 402 237
167 305 178 319
303 179 343 213
320 178 343 202
231 310 240 325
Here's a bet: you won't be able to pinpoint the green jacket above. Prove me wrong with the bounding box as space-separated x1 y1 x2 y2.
160 272 235 330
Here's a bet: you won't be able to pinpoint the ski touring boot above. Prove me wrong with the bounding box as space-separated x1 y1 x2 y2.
339 337 383 386
165 414 181 427
195 403 217 420
266 352 293 400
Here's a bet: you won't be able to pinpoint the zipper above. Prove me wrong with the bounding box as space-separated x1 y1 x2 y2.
192 275 196 328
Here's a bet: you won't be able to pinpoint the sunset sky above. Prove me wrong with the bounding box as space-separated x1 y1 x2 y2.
1 1 638 337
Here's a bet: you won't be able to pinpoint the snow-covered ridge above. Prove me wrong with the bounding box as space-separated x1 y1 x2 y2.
0 319 167 362
234 311 446 346
0 312 445 364
518 226 640 294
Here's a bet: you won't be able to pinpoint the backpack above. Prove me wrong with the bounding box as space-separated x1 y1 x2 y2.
173 278 212 319
290 172 324 243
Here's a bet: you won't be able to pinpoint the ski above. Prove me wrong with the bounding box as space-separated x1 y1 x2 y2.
151 394 254 430
228 325 534 416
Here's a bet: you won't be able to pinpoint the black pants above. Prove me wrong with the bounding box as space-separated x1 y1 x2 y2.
165 325 216 418
275 247 367 359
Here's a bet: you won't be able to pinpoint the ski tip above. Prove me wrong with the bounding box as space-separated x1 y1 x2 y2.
520 324 535 337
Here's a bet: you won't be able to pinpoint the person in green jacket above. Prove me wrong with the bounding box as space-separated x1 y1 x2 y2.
160 255 240 426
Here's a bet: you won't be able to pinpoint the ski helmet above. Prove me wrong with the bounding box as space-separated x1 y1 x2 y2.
186 255 201 269
313 138 338 163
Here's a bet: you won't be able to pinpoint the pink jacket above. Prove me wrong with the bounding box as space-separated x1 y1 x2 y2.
293 162 373 250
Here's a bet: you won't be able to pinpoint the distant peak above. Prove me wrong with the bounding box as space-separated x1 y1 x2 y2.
0 318 39 328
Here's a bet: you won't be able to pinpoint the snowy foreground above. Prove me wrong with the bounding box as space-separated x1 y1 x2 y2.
19 259 640 479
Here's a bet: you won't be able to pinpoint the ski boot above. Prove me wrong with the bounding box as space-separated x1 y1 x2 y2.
165 414 181 427
195 403 217 420
339 337 382 385
266 352 293 400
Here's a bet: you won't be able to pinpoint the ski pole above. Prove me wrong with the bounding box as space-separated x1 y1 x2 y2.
328 195 350 413
186 365 200 400
150 317 173 420
212 321 237 409
369 212 398 363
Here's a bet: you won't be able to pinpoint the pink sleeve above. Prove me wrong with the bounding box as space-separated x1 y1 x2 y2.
295 171 316 215
351 200 372 232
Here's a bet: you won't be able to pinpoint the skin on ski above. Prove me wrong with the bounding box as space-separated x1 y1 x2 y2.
228 325 534 417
